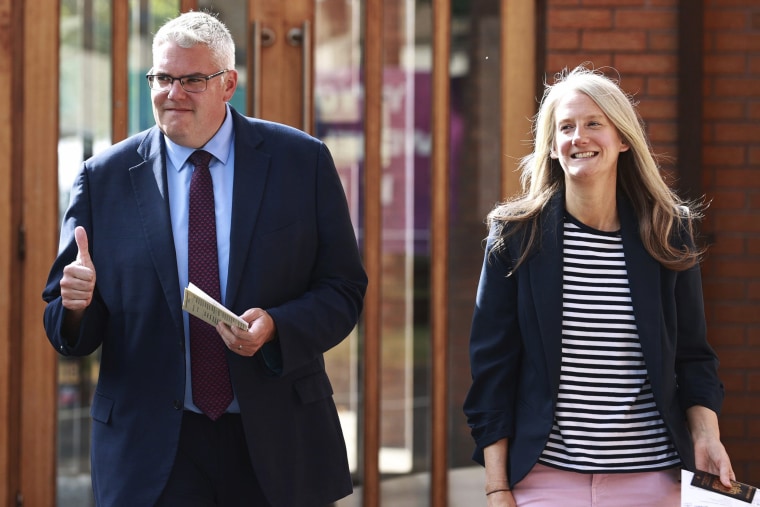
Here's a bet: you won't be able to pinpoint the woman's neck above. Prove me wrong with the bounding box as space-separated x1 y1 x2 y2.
564 185 620 232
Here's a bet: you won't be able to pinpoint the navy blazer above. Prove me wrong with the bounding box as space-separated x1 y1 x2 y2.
43 108 367 507
463 193 723 487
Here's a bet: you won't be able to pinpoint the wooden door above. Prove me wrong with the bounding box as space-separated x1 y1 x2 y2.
0 1 59 506
249 0 314 132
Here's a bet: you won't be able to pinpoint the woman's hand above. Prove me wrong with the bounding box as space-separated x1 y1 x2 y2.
687 405 735 488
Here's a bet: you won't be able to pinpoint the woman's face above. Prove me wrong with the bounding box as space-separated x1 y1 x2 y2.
550 90 629 187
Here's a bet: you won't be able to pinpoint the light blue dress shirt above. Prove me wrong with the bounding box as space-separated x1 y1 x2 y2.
164 104 240 413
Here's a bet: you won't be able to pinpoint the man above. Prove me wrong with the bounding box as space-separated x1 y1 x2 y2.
43 11 367 507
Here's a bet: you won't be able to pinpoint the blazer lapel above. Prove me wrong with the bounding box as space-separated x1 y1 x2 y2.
225 111 271 308
528 193 565 393
130 129 183 331
618 197 663 390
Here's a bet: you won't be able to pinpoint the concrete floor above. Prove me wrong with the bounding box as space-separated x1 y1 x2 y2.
335 466 485 507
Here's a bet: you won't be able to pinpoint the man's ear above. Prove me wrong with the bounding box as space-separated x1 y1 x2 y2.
223 69 239 102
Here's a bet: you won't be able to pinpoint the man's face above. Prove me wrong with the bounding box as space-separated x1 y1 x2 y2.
150 41 237 148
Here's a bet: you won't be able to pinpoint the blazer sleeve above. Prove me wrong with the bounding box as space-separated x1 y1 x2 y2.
672 259 724 414
42 162 110 357
264 142 367 376
661 216 723 414
463 224 523 460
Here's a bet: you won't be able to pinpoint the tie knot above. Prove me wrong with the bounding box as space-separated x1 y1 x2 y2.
189 150 213 169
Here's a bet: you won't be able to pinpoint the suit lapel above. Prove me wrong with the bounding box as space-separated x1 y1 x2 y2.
528 193 565 393
129 129 183 331
225 112 271 308
618 198 663 390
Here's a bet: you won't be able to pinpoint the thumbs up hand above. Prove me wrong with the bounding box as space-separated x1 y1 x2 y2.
60 226 97 312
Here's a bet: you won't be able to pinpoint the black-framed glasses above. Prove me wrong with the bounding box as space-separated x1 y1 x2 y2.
145 69 228 93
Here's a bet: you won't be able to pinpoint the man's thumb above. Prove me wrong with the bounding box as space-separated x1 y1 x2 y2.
74 226 91 265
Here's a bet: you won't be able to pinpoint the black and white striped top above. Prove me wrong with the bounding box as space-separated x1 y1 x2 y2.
538 214 680 473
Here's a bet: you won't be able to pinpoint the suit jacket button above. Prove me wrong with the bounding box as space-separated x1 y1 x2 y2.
173 400 182 410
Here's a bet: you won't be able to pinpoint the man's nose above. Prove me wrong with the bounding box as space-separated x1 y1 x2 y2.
167 79 187 98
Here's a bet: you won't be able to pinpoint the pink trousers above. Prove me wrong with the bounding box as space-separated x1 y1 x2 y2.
512 463 681 507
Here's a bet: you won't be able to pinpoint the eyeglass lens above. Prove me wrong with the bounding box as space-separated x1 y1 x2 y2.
148 75 209 92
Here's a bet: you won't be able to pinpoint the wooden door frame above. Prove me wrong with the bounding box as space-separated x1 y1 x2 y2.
0 0 23 502
0 0 59 506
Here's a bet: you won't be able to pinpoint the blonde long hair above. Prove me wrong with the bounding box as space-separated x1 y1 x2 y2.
489 65 703 272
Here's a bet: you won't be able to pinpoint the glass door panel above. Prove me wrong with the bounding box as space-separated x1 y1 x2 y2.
57 0 116 504
321 1 437 503
314 0 363 475
376 0 428 478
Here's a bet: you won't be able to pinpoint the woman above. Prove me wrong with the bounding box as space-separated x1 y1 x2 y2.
463 65 734 507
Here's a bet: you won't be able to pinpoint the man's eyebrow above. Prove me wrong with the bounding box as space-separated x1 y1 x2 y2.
152 71 207 77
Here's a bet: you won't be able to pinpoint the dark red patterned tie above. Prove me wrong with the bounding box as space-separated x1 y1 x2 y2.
188 150 233 420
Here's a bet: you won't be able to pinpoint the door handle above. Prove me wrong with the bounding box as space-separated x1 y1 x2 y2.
250 20 262 118
249 22 275 118
250 20 312 133
287 22 313 134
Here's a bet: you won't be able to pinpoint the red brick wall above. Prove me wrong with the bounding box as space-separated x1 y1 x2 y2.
545 0 680 175
545 0 760 486
701 0 760 486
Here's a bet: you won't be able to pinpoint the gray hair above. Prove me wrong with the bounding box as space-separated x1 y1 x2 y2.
153 11 235 70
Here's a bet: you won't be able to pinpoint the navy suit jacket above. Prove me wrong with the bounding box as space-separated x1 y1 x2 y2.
463 193 723 486
43 108 367 507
